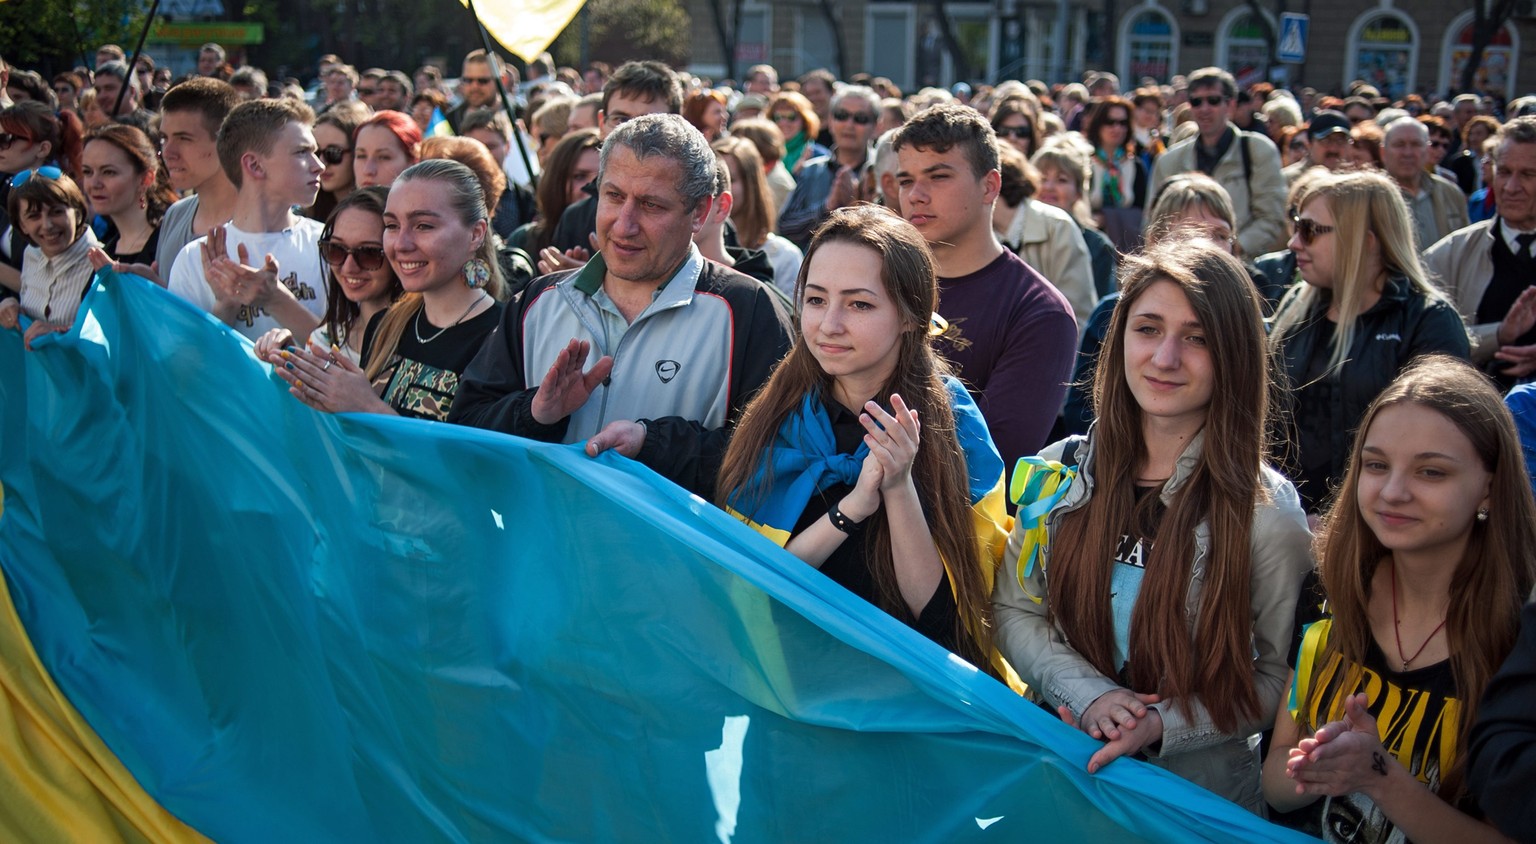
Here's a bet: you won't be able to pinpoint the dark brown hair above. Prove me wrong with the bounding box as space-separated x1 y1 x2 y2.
1050 238 1273 732
892 103 999 179
84 124 178 226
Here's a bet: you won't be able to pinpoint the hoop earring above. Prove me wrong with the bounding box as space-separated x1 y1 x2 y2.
462 257 491 289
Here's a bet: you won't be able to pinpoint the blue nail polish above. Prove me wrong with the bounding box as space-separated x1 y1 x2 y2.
285 362 294 370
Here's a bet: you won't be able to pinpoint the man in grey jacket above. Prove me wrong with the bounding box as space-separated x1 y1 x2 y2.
1147 68 1287 257
448 115 791 496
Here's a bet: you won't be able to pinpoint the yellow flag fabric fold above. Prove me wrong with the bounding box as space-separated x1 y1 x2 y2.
460 0 587 64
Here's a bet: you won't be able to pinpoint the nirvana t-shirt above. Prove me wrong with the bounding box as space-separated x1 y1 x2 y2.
1287 595 1465 844
1110 484 1166 675
360 302 502 421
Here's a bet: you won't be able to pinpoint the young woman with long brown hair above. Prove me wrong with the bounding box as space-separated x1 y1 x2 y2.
994 238 1313 811
717 205 1011 675
1263 356 1533 844
81 124 177 266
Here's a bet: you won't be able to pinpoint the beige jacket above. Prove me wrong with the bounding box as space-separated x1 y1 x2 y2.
1148 124 1288 257
1423 219 1502 362
1001 199 1097 324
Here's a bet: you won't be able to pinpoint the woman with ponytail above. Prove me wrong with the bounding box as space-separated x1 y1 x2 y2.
717 205 1014 678
994 237 1313 811
273 159 503 421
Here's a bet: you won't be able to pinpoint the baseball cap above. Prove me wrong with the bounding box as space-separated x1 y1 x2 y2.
1308 110 1351 140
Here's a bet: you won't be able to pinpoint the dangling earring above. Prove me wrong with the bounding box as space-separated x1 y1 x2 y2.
1477 507 1489 522
138 193 147 210
462 257 491 289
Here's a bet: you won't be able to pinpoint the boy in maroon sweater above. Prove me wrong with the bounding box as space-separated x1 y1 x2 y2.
893 104 1078 475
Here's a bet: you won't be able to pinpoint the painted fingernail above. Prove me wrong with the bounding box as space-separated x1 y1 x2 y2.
285 362 294 370
281 350 291 359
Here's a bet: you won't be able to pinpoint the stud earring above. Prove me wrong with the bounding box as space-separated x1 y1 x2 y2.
1477 508 1489 522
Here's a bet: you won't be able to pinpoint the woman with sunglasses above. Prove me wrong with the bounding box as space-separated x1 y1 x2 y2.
764 92 826 176
255 186 401 365
306 101 370 224
1263 356 1532 844
1085 96 1153 252
81 124 177 267
0 167 99 349
270 160 503 421
353 110 421 190
1271 170 1470 516
990 96 1041 159
1 102 87 292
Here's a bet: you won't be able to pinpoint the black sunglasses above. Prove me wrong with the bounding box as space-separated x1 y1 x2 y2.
1188 95 1227 108
832 108 875 125
997 125 1034 138
1291 216 1336 245
318 145 351 165
357 87 377 96
461 76 494 85
0 132 33 151
1104 118 1131 127
319 239 387 271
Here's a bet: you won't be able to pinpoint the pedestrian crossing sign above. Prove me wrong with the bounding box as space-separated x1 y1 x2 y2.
1278 13 1309 63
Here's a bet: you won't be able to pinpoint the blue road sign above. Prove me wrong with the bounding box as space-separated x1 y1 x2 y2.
1278 13 1309 64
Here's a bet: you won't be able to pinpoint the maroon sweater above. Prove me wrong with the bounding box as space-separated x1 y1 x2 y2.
935 249 1078 475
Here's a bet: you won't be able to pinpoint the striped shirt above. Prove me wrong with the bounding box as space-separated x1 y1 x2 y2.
20 229 99 326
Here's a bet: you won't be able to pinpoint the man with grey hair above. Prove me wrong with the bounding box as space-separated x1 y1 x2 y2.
198 43 227 77
449 114 792 495
229 66 269 100
1426 116 1536 383
1382 118 1467 249
777 84 881 249
91 61 153 132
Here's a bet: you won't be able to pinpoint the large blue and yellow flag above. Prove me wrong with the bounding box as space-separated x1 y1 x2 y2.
0 272 1317 842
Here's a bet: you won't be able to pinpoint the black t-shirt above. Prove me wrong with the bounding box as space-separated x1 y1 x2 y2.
101 221 162 267
1292 325 1344 512
790 396 960 652
1278 573 1474 844
360 301 503 421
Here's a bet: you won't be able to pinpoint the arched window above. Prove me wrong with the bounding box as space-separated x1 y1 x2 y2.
1217 10 1273 88
1345 11 1419 100
1441 13 1518 99
1119 5 1177 85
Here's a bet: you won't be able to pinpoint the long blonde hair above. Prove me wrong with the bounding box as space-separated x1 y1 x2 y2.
1270 170 1446 375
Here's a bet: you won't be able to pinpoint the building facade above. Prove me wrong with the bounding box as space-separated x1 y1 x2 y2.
686 0 1536 101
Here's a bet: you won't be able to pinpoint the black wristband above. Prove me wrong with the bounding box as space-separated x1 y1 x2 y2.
827 502 864 535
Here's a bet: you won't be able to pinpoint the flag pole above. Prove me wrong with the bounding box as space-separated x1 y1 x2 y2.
462 0 538 189
117 0 164 116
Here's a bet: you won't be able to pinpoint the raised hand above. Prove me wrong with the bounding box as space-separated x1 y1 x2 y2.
1286 692 1394 799
530 338 614 425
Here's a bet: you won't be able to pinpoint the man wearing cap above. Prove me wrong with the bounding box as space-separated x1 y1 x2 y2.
1282 110 1354 185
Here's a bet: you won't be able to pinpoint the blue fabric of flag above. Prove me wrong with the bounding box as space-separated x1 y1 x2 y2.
0 271 1319 843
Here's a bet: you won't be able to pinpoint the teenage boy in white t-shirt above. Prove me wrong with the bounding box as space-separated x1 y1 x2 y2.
169 98 328 341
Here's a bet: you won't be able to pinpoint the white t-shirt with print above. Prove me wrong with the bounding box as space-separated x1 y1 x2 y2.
169 218 328 341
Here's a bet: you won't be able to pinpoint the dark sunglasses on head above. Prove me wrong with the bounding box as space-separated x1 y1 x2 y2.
1188 95 1227 108
997 125 1034 138
319 239 387 271
461 76 494 85
0 132 34 151
10 165 62 188
832 108 875 125
1291 215 1336 245
318 145 351 165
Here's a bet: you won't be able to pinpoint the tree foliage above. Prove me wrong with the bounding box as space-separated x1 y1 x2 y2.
1 0 150 74
551 0 689 70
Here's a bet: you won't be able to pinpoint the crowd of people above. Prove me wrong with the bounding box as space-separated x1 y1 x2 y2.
4 40 1536 844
